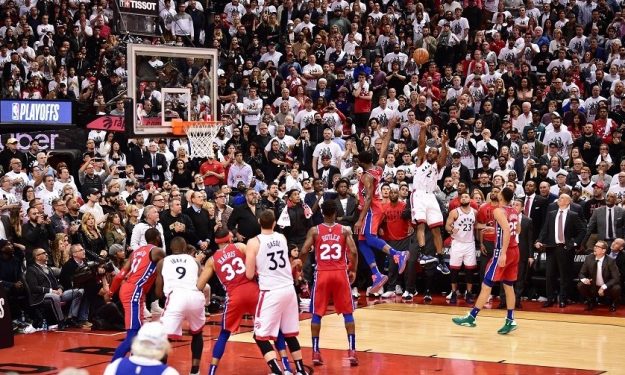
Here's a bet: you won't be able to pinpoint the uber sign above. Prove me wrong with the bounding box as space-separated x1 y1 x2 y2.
119 0 158 16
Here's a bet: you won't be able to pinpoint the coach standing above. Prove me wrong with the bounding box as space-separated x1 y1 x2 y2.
535 194 586 308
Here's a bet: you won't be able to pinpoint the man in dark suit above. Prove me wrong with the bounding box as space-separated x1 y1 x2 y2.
292 128 314 175
536 194 586 308
582 192 624 249
183 191 213 253
513 144 538 181
523 180 548 242
334 178 359 228
441 152 472 189
577 240 621 312
608 238 625 299
25 248 86 328
547 188 586 222
143 141 167 185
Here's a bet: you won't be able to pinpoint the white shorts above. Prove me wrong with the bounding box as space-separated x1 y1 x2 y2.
411 191 444 227
160 289 206 337
449 241 478 269
254 286 299 341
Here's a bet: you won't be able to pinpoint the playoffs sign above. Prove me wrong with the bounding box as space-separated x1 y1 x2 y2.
119 0 158 16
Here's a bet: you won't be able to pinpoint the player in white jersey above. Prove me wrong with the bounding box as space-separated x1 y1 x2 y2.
445 193 478 305
155 237 205 375
245 210 309 375
411 122 451 274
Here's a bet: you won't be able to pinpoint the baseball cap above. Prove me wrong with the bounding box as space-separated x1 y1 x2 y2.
510 128 519 133
87 188 101 196
452 151 461 158
502 115 511 122
135 321 169 348
594 181 605 189
557 170 568 177
569 97 579 103
551 111 561 118
571 186 582 192
549 142 559 147
6 138 18 144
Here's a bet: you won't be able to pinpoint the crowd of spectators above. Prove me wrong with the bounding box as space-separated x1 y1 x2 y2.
3 0 625 330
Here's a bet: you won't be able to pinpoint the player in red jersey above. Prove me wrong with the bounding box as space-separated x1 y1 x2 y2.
453 187 521 334
301 199 359 367
197 229 294 375
354 116 409 294
111 228 166 360
472 186 501 305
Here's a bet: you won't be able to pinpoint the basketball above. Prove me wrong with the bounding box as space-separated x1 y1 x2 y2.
412 48 429 65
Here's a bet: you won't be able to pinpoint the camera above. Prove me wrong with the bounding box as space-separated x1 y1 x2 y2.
73 259 115 287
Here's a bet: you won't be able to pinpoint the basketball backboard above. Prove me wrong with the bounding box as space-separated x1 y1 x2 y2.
127 44 218 138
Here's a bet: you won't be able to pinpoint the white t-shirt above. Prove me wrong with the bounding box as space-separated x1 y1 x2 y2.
303 63 323 91
313 141 343 167
294 109 317 128
35 188 59 216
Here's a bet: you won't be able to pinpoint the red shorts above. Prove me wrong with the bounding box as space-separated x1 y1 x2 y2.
223 282 260 333
485 246 520 283
312 269 354 316
358 210 383 241
119 282 146 330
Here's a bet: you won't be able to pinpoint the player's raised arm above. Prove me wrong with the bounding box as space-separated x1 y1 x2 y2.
376 116 398 167
437 129 449 170
301 226 318 256
197 257 215 291
416 120 428 165
245 237 259 280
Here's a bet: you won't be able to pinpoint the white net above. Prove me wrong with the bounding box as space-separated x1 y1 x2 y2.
185 122 222 159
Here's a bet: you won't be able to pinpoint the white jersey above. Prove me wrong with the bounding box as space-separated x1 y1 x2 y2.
255 232 293 290
161 254 199 295
452 207 476 243
413 160 439 193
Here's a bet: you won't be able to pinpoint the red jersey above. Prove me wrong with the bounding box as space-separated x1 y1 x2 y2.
358 167 383 212
315 223 348 271
495 205 519 249
125 245 158 292
380 200 411 240
477 202 498 243
213 244 253 294
199 159 225 186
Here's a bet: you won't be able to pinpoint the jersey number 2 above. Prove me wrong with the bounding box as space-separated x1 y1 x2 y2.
319 244 342 260
221 258 245 281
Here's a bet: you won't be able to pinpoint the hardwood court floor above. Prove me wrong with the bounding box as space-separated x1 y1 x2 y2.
0 299 620 374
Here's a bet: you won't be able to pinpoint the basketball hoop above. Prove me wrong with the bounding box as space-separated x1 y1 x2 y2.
171 119 223 159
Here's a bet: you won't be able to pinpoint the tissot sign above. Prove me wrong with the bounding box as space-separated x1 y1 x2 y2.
0 100 73 125
119 0 158 16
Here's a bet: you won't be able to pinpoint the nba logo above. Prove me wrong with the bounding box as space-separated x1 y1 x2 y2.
11 103 19 121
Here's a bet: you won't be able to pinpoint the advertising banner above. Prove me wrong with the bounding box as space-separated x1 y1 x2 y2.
0 100 73 125
118 0 158 16
86 115 125 132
